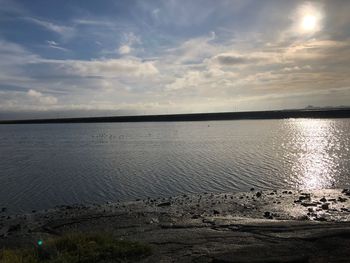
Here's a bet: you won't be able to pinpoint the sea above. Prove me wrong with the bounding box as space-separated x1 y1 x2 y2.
0 118 349 213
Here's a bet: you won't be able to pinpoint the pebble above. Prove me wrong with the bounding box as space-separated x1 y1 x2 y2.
320 197 327 202
338 197 347 202
263 211 273 219
342 189 350 196
301 202 318 207
157 202 171 207
321 203 329 210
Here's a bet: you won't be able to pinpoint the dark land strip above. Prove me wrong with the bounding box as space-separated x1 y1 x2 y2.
1 108 350 124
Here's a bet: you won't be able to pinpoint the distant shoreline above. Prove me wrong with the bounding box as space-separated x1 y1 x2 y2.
1 108 350 124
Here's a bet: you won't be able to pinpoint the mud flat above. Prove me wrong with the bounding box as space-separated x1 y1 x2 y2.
1 189 350 262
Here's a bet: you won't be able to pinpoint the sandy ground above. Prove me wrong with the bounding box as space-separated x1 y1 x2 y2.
1 188 350 262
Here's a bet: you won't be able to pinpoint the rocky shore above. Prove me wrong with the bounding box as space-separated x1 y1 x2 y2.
1 189 350 262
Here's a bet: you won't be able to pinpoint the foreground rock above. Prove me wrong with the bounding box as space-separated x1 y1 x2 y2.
1 189 350 262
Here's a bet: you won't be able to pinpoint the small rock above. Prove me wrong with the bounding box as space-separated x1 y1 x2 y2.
321 203 329 210
157 202 171 207
250 188 255 191
299 195 311 201
1 208 6 213
301 202 318 207
213 210 220 215
315 216 327 222
263 211 271 218
342 189 350 196
338 197 347 202
320 197 327 202
256 192 262 198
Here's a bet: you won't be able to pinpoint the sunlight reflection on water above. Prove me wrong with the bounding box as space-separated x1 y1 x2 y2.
288 119 340 189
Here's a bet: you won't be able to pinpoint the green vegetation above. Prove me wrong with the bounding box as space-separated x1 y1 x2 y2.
0 232 152 263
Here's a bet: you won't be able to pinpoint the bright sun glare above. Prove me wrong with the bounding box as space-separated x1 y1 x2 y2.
302 15 317 31
295 3 322 34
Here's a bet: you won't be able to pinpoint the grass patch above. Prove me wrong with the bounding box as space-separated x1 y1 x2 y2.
0 232 152 263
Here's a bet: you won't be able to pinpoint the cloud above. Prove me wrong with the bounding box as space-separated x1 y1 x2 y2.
118 45 131 55
1 0 350 117
23 17 75 39
63 58 159 78
27 89 58 105
165 32 217 64
46 40 69 52
117 32 141 55
211 53 264 66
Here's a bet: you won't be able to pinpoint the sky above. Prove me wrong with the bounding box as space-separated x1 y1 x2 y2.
1 0 350 119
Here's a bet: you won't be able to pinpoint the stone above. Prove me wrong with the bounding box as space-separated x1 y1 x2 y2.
299 195 311 201
256 192 262 198
320 197 327 202
157 202 171 207
342 189 350 196
264 211 271 218
338 197 347 202
321 203 329 210
301 202 318 207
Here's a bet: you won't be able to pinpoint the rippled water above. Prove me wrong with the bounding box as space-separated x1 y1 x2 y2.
0 119 350 213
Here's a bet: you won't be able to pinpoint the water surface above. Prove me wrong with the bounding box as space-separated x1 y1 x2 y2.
0 119 349 213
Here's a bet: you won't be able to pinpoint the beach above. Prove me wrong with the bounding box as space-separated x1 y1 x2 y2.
1 188 350 262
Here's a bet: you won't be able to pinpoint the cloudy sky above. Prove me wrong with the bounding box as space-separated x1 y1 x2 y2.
1 0 350 119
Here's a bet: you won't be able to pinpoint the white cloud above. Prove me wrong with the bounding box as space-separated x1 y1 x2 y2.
64 58 159 78
24 17 75 39
166 32 217 64
27 89 58 105
46 40 69 52
118 45 131 55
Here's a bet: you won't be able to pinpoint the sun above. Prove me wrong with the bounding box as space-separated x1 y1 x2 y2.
294 3 323 35
302 15 317 31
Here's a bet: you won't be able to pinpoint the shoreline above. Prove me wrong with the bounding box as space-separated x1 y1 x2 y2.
1 108 350 124
1 188 350 262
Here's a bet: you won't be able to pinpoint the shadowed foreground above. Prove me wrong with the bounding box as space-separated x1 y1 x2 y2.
1 189 350 262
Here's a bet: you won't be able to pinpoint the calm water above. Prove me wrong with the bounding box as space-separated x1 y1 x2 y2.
1 119 350 213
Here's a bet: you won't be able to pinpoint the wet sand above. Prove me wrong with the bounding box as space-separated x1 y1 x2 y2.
1 189 350 262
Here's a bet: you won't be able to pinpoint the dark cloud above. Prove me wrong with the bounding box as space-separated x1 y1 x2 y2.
215 54 261 66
